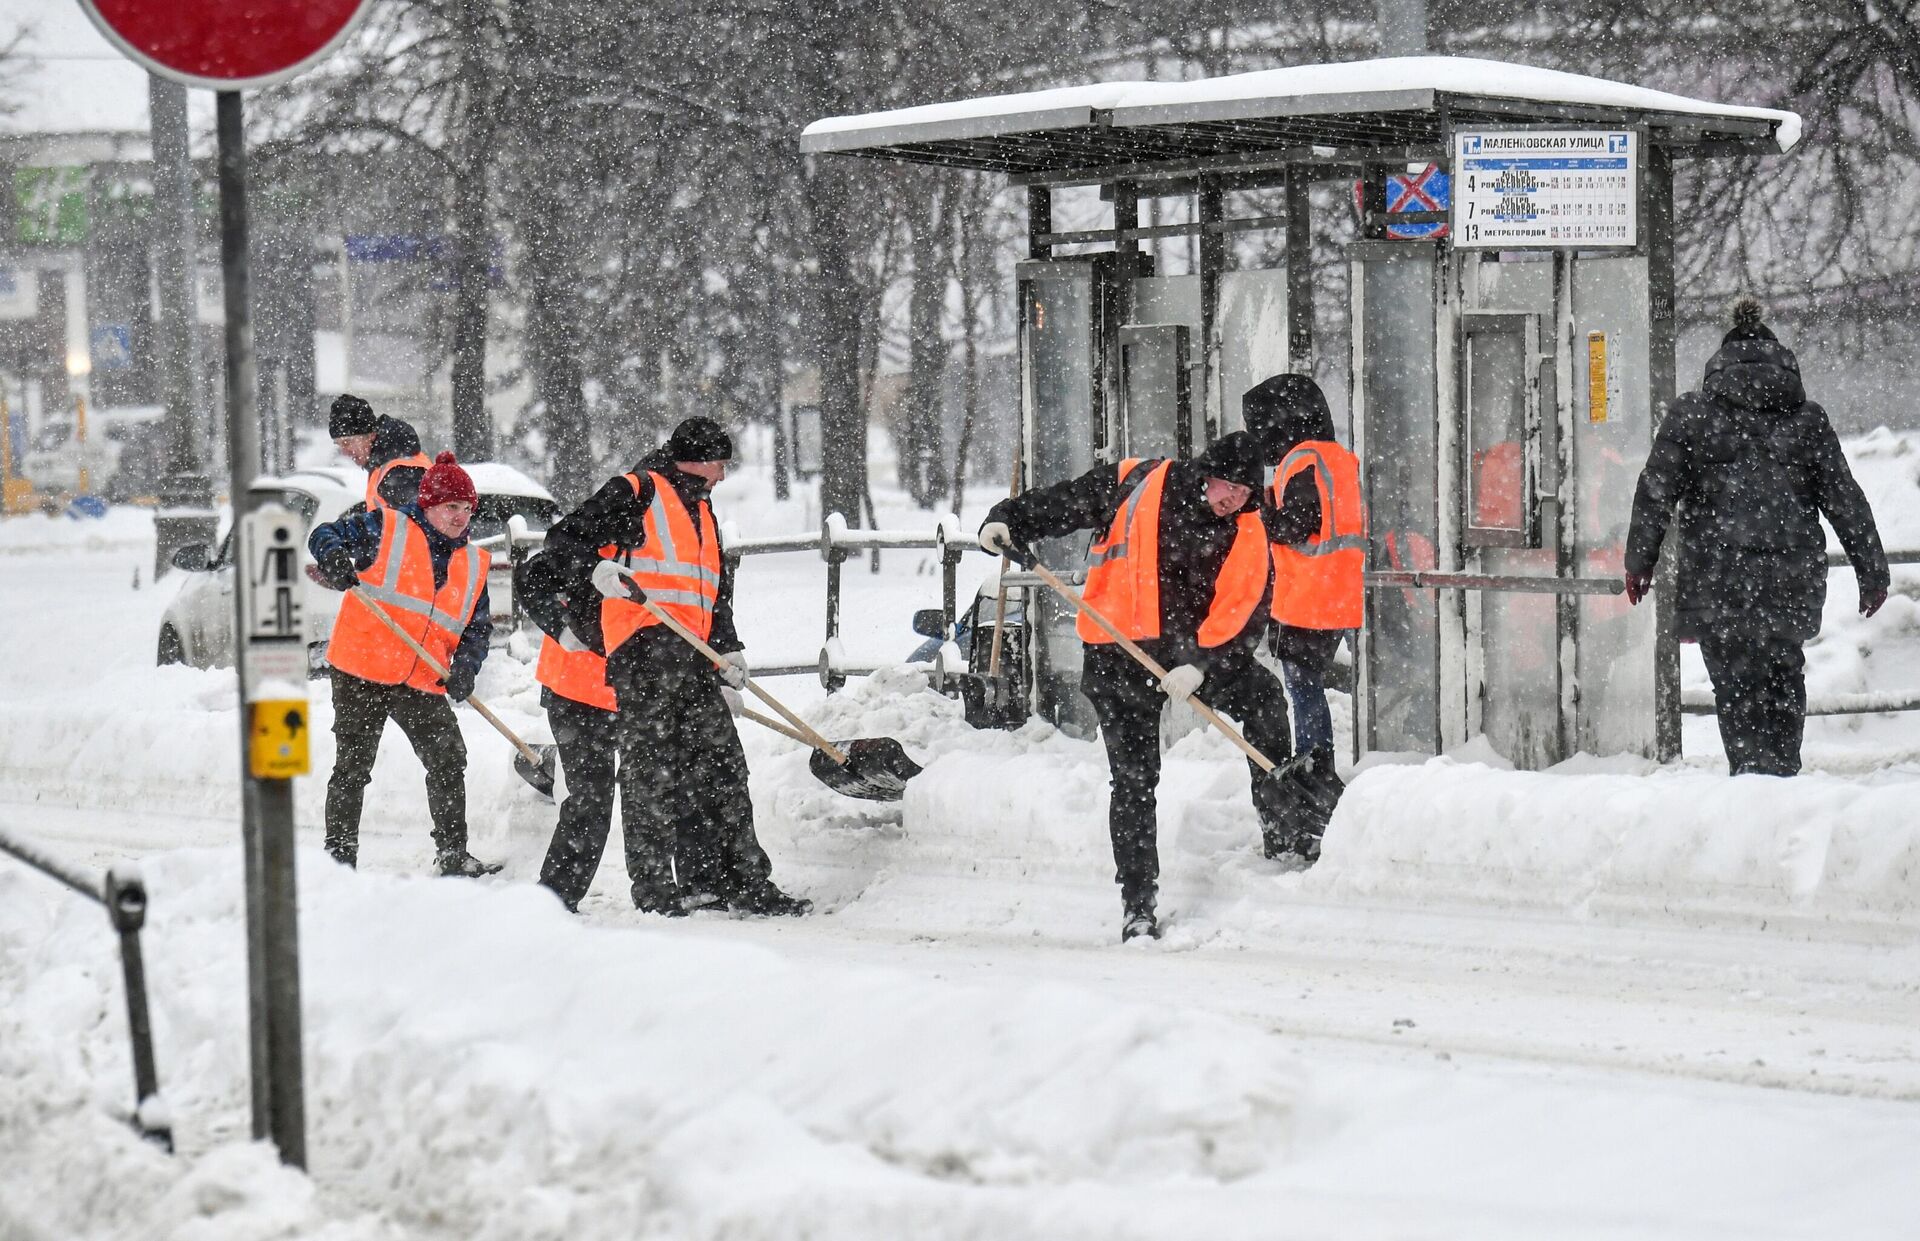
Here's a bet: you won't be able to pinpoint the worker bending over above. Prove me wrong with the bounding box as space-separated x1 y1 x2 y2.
980 432 1292 941
543 417 809 917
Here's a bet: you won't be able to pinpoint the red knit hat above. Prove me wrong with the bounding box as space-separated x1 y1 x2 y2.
416 451 477 510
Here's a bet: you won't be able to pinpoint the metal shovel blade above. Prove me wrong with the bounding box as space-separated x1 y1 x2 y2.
808 737 923 802
514 743 559 800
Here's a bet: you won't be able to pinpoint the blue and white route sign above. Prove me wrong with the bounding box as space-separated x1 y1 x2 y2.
1451 130 1637 249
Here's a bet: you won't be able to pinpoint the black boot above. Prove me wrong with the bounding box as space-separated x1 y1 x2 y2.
435 848 503 878
730 881 812 917
1120 885 1160 942
632 868 689 916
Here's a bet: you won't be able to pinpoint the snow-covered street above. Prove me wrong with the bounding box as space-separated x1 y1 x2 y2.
5 453 1919 1239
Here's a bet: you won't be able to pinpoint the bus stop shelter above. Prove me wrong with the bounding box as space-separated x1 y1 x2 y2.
803 57 1800 767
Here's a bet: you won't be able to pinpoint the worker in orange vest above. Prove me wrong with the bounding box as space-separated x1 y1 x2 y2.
308 452 501 877
979 432 1290 942
1244 375 1365 853
543 417 809 917
516 545 654 914
329 393 431 513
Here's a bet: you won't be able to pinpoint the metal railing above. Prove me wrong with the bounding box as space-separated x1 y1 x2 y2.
1671 548 1920 718
0 823 172 1151
500 513 981 688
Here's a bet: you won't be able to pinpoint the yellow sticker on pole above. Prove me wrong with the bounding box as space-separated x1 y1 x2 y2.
249 700 311 779
1587 331 1609 424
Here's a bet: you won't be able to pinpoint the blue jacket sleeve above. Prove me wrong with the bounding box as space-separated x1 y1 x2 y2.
308 510 389 573
449 583 491 681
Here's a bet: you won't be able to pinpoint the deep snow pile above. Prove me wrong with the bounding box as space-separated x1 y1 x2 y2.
1 847 1304 1240
1317 757 1920 930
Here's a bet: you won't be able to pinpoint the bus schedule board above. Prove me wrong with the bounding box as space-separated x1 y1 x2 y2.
1451 130 1638 249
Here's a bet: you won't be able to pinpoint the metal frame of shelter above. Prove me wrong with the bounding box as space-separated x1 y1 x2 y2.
803 62 1797 764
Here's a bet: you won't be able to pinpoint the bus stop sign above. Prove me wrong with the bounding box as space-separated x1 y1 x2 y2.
79 0 373 92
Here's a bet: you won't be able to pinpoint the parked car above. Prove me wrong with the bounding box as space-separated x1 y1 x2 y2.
157 463 560 671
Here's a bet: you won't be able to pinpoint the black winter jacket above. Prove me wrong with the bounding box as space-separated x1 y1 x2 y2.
367 416 427 510
1625 336 1886 640
540 450 742 660
985 458 1269 684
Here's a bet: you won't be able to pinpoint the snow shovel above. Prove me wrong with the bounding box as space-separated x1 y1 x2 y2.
348 588 559 799
628 592 922 802
1025 562 1330 802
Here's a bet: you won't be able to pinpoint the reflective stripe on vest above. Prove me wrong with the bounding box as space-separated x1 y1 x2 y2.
1270 440 1366 629
1078 459 1270 649
367 451 431 512
327 509 491 692
601 472 723 653
535 545 620 710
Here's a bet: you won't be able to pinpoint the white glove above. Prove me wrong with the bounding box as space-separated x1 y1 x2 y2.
1159 663 1204 704
591 559 638 601
978 521 1014 556
722 686 744 713
718 649 749 690
557 626 589 653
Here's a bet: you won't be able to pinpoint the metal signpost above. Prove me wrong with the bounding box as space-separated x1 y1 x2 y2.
77 0 375 1170
1450 130 1639 249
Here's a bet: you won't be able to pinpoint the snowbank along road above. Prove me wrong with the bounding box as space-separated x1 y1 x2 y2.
3 449 1919 1239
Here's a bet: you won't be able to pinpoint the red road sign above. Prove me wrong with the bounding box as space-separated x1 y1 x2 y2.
79 0 373 92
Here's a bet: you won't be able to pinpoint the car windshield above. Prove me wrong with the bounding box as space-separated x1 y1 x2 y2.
470 494 561 546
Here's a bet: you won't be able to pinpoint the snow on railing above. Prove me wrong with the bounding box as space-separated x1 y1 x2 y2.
0 823 171 1151
497 512 980 689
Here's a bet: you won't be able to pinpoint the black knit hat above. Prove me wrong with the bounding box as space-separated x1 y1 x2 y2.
664 416 733 463
328 393 377 438
1196 431 1266 492
1722 295 1777 344
1241 373 1334 457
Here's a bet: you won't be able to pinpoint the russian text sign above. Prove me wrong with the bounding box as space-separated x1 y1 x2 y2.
1452 130 1637 249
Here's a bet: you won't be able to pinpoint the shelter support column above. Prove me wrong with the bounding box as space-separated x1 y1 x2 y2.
1198 180 1223 440
1645 146 1681 762
1027 186 1052 261
1286 165 1313 374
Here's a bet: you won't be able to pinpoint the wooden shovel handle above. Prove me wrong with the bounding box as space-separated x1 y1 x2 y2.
632 593 851 765
347 587 546 768
735 704 815 748
1025 562 1279 774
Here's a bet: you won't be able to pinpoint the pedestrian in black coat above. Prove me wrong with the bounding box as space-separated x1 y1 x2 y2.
1624 297 1889 775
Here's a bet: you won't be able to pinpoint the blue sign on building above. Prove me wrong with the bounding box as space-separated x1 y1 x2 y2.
90 323 133 372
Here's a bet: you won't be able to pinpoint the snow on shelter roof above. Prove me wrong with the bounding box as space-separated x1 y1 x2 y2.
800 56 1800 182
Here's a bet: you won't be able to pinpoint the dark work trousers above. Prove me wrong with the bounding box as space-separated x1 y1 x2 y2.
1082 647 1295 905
535 690 624 910
1697 627 1808 776
1272 625 1344 758
609 635 774 904
325 668 469 866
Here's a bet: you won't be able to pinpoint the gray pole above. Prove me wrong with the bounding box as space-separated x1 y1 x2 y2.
150 75 213 578
1376 0 1429 55
217 90 307 1171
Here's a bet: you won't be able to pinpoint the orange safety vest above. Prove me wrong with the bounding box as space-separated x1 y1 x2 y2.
600 472 723 655
1079 458 1270 648
327 508 491 693
534 546 618 711
367 451 431 512
1270 440 1366 630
